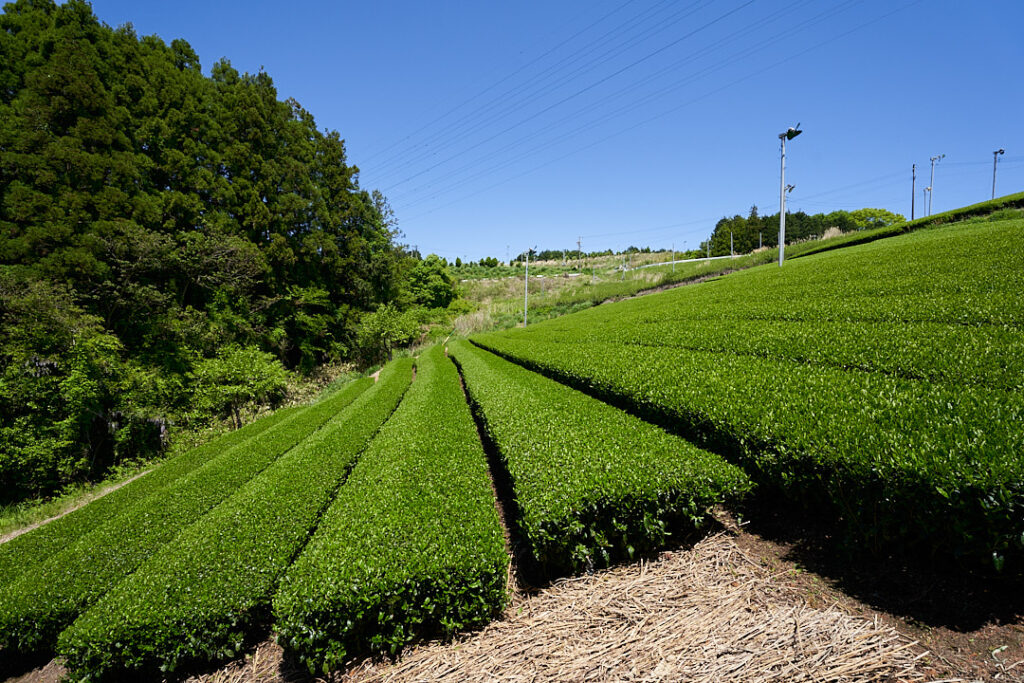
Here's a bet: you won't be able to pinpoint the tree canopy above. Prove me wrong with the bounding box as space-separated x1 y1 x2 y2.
704 206 905 256
0 0 413 500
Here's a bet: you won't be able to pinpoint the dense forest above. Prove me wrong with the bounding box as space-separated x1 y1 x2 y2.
0 0 459 502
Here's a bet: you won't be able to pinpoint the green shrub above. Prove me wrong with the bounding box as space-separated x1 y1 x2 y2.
189 344 290 428
0 379 370 658
273 345 507 674
58 361 413 679
449 340 749 575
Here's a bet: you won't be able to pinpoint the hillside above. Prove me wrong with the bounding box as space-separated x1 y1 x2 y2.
1 203 1021 681
0 0 417 504
475 209 1024 573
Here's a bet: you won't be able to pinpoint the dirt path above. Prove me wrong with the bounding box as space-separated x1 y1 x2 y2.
0 469 151 545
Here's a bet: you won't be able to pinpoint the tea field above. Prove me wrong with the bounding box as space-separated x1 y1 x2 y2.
0 208 1021 679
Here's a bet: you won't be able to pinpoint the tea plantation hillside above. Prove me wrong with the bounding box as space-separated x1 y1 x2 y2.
1 208 1021 680
474 212 1024 573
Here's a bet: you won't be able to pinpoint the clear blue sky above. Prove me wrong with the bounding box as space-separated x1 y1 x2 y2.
83 0 1023 261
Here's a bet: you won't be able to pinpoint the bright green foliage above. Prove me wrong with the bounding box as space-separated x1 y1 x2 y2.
189 344 290 428
473 217 1024 572
58 361 413 679
449 340 749 575
406 254 457 309
273 346 507 673
0 379 369 658
0 405 295 593
0 0 412 500
0 269 138 501
356 303 422 364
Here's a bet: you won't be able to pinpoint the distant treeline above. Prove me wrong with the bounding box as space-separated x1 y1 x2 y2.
489 207 905 266
705 206 905 256
0 1 449 501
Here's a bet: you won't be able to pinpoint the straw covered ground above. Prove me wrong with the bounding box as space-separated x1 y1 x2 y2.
10 528 1019 682
185 532 934 683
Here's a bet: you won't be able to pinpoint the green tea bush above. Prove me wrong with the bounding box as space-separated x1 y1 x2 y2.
273 346 507 674
790 191 1024 260
0 379 369 658
58 362 413 679
449 340 750 576
472 217 1024 572
0 406 295 592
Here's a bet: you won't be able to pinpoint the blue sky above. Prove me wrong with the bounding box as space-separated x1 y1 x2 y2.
82 0 1023 260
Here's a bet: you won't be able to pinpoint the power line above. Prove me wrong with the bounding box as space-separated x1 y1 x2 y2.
368 0 689 178
395 0 911 220
389 0 848 208
380 0 758 192
359 0 642 167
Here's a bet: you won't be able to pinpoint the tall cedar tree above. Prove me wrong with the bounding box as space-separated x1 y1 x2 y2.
0 0 407 500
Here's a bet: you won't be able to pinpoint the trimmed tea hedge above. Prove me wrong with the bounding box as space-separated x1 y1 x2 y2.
273 346 508 674
472 216 1024 572
790 190 1024 260
449 340 749 575
523 318 1024 392
0 406 297 592
0 378 370 658
58 361 413 679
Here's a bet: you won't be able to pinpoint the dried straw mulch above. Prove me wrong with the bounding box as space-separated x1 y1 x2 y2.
329 532 929 683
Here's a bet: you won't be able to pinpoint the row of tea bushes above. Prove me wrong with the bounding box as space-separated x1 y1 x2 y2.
0 378 370 658
472 217 1024 572
0 406 298 591
57 362 413 679
273 346 508 674
449 340 750 575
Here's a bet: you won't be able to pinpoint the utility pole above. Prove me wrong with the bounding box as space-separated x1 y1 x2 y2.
911 164 916 220
523 246 535 326
707 241 710 259
928 153 944 215
759 232 762 249
730 232 734 257
671 242 675 273
778 123 802 266
993 148 1005 199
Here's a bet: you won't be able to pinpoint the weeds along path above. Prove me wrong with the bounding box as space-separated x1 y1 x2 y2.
0 470 151 546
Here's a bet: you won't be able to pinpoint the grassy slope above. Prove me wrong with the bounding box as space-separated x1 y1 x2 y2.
454 193 1024 334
